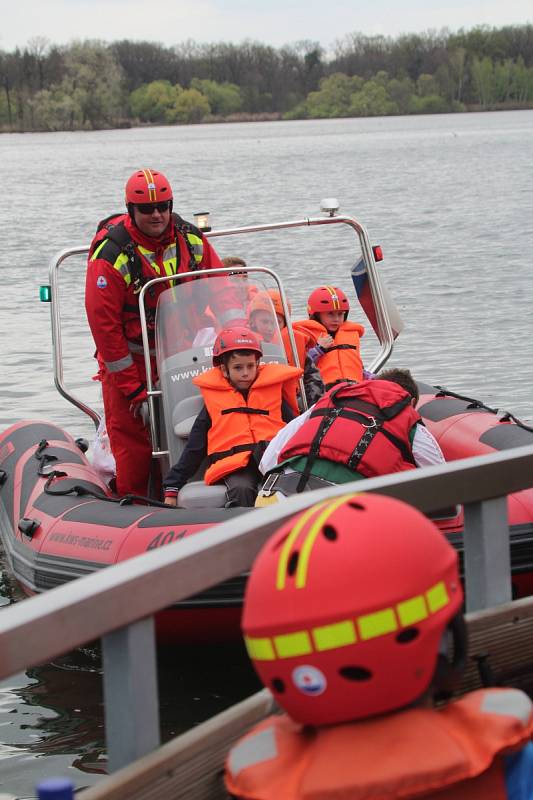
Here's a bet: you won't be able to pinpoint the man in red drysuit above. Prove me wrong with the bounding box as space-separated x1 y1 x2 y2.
85 168 244 497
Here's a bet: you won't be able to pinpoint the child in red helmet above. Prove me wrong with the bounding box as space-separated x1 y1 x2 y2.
294 285 366 390
162 327 302 507
248 289 324 410
226 493 533 798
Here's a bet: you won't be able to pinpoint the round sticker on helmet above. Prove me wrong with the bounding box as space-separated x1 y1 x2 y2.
292 665 327 696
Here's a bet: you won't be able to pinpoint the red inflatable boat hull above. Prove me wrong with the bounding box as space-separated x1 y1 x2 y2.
0 420 246 644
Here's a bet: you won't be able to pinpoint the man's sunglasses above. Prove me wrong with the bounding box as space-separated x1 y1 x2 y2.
135 201 171 214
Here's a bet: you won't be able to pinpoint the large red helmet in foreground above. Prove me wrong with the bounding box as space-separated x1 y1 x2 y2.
125 168 173 205
243 492 463 726
212 327 262 366
307 285 349 318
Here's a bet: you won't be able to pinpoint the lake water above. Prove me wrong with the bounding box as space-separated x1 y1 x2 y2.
0 111 532 796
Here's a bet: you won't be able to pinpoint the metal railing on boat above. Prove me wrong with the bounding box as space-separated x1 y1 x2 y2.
1 446 533 790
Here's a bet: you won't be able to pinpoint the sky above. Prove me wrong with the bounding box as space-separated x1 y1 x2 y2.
0 0 531 53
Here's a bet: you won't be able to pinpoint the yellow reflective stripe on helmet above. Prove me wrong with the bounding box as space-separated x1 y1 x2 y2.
295 495 352 588
142 168 157 201
251 584 452 661
274 631 312 658
276 501 330 591
396 594 428 626
325 285 340 310
426 581 449 612
244 636 276 661
313 620 356 651
358 608 398 640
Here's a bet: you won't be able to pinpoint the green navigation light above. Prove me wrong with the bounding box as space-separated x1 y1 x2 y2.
39 285 52 302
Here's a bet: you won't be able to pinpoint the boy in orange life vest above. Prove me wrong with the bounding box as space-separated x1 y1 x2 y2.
163 327 302 508
226 493 533 799
248 289 324 410
294 285 365 390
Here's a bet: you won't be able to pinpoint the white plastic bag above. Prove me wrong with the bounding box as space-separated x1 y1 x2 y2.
88 415 116 483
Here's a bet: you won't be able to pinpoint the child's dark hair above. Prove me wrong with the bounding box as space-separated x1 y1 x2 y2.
222 256 247 269
220 349 260 369
377 368 419 404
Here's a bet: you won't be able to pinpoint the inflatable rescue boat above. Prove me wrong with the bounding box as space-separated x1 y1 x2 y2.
1 206 532 643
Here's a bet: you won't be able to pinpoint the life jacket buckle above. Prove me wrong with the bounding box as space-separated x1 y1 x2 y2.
261 472 280 497
362 416 378 429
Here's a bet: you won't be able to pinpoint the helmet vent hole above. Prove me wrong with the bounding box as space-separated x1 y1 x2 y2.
271 678 285 693
396 628 419 644
322 524 337 541
339 666 372 681
287 551 299 576
348 501 365 511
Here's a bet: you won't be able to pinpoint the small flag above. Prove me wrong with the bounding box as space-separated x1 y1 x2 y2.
351 256 403 340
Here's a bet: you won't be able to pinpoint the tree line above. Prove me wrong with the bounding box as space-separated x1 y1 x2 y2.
1 25 533 131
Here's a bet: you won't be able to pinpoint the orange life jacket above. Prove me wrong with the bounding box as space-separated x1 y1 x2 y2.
226 688 533 800
194 362 303 484
294 319 364 387
280 326 312 413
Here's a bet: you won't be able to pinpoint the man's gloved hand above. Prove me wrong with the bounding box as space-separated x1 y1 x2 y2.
129 389 149 425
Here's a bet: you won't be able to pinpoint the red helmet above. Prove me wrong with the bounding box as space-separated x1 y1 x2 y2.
212 327 262 365
125 169 173 205
242 493 463 727
307 285 349 318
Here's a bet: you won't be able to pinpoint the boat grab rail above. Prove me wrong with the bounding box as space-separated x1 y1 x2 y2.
45 212 395 429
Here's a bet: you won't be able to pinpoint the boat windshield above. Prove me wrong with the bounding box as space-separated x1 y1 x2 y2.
155 273 288 366
154 272 288 466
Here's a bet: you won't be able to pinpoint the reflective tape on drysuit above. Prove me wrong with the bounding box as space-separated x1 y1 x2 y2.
245 579 451 661
104 354 134 373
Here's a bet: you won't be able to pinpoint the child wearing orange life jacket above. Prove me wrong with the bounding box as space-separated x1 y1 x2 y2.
248 289 324 410
163 327 302 508
294 285 366 390
226 493 533 799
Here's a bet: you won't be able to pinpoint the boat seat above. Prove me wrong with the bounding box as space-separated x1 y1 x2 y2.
173 394 204 439
178 481 227 509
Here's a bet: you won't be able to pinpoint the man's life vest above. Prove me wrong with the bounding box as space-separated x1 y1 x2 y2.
279 379 419 490
90 212 204 290
225 688 533 800
194 363 303 485
294 319 364 387
89 212 205 342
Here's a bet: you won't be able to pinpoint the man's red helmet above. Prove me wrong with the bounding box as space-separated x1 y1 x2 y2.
125 169 173 205
212 327 262 365
242 492 464 726
307 285 349 318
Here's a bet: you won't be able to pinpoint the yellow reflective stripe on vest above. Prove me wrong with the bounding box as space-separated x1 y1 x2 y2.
92 232 202 284
112 253 131 284
245 580 450 660
187 232 203 264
